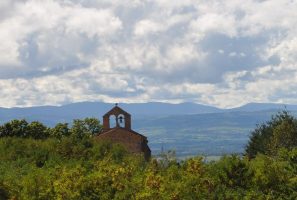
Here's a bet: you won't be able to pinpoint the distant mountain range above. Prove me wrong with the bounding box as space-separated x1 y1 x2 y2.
1 102 296 157
0 102 221 125
231 103 296 112
0 101 294 124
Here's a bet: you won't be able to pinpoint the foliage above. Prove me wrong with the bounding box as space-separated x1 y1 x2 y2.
269 119 297 154
27 121 49 139
245 110 297 158
0 135 296 199
0 117 102 140
0 119 28 138
0 114 297 199
49 123 70 139
70 118 102 139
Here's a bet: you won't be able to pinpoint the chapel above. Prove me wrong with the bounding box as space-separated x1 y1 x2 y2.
97 104 151 160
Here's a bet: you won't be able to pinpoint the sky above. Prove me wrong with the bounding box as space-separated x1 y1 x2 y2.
0 0 297 108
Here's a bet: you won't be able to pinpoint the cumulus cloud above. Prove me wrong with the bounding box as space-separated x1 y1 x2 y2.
0 0 297 108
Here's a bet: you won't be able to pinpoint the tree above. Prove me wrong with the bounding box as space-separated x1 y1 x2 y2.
50 123 70 139
70 118 102 139
27 121 49 139
269 119 297 155
84 117 102 135
0 119 28 138
215 155 252 189
245 111 297 158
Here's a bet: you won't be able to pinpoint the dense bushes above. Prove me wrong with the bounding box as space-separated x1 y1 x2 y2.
1 112 297 199
0 118 101 139
0 136 297 199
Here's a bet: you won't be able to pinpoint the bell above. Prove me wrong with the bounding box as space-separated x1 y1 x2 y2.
119 116 123 123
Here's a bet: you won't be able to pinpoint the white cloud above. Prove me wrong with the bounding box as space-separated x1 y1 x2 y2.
190 13 237 37
65 8 122 38
0 0 122 77
1 0 297 108
134 20 164 36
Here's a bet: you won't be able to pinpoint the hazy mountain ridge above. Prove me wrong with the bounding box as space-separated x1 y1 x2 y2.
230 102 297 112
0 101 293 123
0 102 222 124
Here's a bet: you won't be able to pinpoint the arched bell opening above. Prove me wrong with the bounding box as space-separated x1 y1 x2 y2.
118 114 125 128
109 115 117 128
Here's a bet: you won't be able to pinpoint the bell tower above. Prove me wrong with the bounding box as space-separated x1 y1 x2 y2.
102 103 131 131
98 103 151 160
